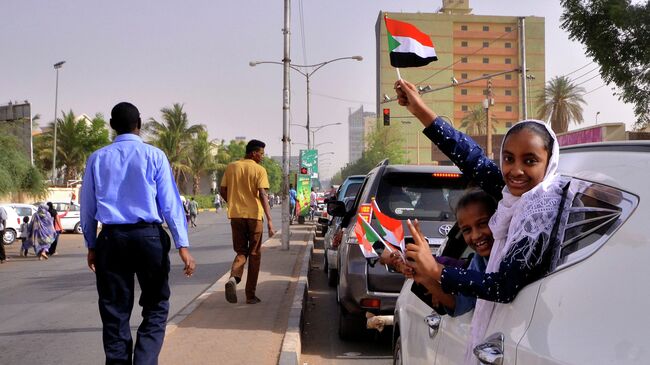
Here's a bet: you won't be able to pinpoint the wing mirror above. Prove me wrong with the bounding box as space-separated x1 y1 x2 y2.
327 200 347 217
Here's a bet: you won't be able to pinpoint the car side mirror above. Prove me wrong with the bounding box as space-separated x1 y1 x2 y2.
327 200 347 217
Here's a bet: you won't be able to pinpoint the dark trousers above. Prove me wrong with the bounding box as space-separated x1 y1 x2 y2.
95 224 171 365
49 231 61 255
0 228 6 260
229 218 263 300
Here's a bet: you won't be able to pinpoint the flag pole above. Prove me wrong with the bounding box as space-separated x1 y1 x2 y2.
396 68 402 80
361 218 394 253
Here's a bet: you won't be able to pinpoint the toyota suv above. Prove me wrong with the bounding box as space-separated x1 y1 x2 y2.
393 141 649 365
328 160 468 339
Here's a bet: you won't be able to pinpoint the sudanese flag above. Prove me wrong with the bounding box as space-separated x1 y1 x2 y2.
384 14 438 68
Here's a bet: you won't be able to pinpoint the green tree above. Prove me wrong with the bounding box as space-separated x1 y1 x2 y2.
0 135 47 197
33 111 111 183
145 103 206 187
459 106 498 136
537 76 586 133
560 0 650 129
186 130 217 195
260 157 282 193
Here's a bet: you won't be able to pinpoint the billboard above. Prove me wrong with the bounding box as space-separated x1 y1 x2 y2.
299 149 318 178
0 102 33 162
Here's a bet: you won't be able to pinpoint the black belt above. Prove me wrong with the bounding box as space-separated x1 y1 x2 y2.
102 222 162 230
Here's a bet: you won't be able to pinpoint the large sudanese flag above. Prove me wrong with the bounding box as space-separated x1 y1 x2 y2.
372 199 405 253
384 14 438 68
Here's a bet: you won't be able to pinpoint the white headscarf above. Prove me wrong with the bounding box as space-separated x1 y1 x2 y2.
464 120 569 364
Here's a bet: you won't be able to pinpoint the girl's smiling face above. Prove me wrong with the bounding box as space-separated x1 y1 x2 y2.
457 202 494 257
501 129 550 197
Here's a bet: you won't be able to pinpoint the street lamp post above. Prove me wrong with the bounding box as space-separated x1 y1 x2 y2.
310 122 342 147
596 111 601 125
250 56 362 149
52 60 65 185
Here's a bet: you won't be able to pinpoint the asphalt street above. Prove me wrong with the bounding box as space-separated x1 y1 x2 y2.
0 208 280 365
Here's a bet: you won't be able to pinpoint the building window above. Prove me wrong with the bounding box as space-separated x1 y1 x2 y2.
483 25 489 31
461 89 468 95
483 41 489 48
482 57 489 64
461 73 468 79
506 105 513 112
505 26 512 32
505 89 512 96
505 42 512 48
461 25 468 31
505 58 512 64
505 122 513 128
505 74 512 80
461 105 468 112
461 57 468 63
461 41 468 47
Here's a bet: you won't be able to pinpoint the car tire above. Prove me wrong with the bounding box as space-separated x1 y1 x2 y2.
393 335 403 365
338 304 364 341
74 222 83 234
3 229 16 245
327 266 338 288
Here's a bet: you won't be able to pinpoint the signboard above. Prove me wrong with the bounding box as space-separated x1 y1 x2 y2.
0 102 32 162
296 174 311 217
557 127 603 147
299 149 318 178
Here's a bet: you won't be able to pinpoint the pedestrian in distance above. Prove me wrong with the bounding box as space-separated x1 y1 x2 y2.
220 139 275 305
214 192 222 213
395 78 568 364
0 206 8 263
20 216 32 256
289 184 297 224
189 197 199 228
27 204 57 261
80 102 195 365
46 202 63 256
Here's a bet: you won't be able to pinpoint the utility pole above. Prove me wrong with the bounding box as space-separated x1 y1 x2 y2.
281 0 291 250
519 17 528 120
484 78 494 159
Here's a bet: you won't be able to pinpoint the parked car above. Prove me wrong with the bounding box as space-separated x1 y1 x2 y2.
317 175 364 237
393 141 649 365
48 201 83 234
322 196 356 287
0 204 38 245
330 161 468 339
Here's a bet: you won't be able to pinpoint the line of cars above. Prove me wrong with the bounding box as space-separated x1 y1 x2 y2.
326 141 650 364
1 201 83 245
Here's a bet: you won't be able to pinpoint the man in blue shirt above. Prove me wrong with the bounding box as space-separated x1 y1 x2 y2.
289 184 297 223
81 102 195 365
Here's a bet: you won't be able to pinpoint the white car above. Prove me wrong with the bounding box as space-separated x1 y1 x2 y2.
393 141 649 365
0 204 38 244
48 201 83 234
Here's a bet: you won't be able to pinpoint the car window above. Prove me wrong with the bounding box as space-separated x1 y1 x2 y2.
553 178 637 271
69 204 80 212
376 172 466 221
343 182 362 198
13 207 33 217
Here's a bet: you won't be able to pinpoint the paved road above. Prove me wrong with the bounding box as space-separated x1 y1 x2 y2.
0 208 281 365
301 237 392 365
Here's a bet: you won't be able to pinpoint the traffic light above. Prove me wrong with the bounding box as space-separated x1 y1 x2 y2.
383 108 390 126
300 166 308 175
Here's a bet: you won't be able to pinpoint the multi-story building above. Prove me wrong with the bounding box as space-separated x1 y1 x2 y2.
376 0 545 163
348 105 377 163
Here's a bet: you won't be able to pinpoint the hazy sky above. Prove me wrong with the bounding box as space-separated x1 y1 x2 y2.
1 0 635 178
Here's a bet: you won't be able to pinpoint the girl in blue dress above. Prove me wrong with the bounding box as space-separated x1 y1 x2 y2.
395 78 570 363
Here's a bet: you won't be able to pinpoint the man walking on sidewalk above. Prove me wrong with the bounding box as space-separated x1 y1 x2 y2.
81 102 196 365
220 139 275 304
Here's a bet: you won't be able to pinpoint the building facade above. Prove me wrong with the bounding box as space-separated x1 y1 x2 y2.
376 0 545 164
348 105 377 163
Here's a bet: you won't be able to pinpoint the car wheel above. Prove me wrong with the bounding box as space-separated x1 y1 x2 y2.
327 266 338 288
338 304 364 341
393 335 403 365
3 229 16 245
74 222 83 234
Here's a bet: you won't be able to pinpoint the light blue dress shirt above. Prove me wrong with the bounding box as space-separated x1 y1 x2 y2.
80 133 189 249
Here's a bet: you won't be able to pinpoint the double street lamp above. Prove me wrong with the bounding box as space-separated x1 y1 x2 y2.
52 60 66 184
250 56 362 149
290 122 342 148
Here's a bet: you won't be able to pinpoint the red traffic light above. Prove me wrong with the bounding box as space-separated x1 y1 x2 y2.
383 108 390 126
300 167 308 174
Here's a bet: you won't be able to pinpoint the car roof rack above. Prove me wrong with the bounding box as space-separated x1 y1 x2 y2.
376 158 390 167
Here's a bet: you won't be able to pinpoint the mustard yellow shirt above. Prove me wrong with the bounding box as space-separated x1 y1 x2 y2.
221 158 269 220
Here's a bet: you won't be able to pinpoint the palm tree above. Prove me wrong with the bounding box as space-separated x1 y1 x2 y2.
537 76 586 133
186 130 217 195
460 106 497 136
145 103 206 188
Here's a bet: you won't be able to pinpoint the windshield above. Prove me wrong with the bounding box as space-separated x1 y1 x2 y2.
376 172 466 221
343 182 362 198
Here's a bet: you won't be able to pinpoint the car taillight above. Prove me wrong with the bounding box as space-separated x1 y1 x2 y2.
432 172 462 178
360 298 381 309
333 231 343 249
17 218 21 224
358 203 372 222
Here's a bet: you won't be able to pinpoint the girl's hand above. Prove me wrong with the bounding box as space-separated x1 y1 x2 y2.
405 219 443 287
394 79 437 125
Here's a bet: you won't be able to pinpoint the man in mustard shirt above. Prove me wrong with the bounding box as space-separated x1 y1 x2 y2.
220 139 275 304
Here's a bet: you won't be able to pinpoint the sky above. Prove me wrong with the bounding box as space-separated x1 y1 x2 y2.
1 0 636 179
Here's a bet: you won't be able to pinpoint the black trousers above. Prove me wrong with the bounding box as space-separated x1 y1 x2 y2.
0 228 6 260
95 224 171 365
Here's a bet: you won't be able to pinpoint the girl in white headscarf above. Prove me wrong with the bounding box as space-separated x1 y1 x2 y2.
395 79 570 364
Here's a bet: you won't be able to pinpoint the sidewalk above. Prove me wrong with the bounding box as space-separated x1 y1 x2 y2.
159 224 313 365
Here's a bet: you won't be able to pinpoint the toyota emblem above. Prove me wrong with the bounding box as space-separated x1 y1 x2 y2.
438 224 453 236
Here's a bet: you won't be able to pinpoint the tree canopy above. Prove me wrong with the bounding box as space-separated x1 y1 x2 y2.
537 76 586 133
215 139 283 193
0 135 47 197
560 0 650 129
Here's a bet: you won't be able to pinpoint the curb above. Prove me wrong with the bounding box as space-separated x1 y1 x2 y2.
278 230 314 365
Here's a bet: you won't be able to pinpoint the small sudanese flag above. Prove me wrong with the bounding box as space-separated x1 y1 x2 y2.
384 14 438 68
